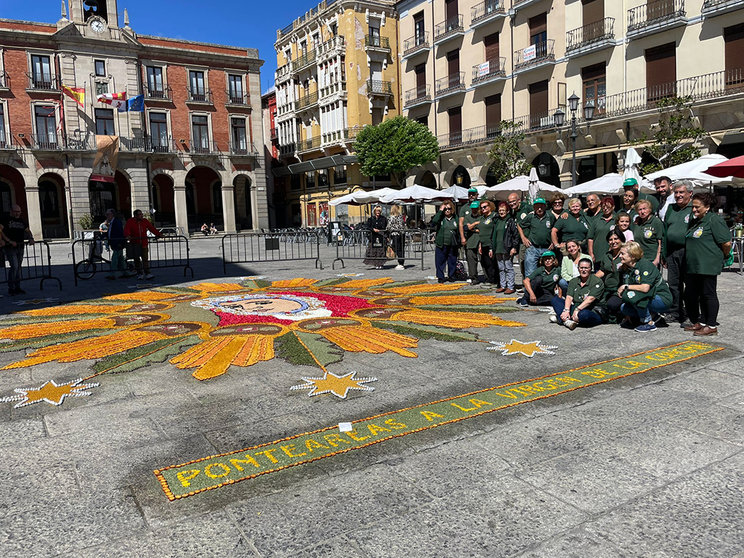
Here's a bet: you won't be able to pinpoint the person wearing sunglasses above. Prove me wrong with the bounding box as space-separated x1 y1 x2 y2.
476 200 498 286
432 200 459 283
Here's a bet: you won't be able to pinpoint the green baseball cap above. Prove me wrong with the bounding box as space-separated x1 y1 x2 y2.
622 178 638 188
470 201 479 209
533 197 547 206
468 187 478 194
541 250 556 258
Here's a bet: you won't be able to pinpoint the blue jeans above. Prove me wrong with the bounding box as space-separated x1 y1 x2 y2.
557 278 569 297
4 245 24 291
621 295 669 324
524 245 546 279
495 253 514 289
551 295 603 327
435 244 458 280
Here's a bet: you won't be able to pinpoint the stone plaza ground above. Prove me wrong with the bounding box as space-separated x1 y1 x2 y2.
0 237 742 557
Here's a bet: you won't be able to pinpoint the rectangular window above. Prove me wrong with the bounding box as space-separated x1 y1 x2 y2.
645 42 676 102
447 49 460 87
95 81 108 96
529 13 547 46
34 105 57 147
415 115 428 127
0 104 6 147
146 66 164 96
334 165 347 185
228 75 244 103
724 23 744 89
484 32 499 64
448 106 461 145
306 171 315 189
529 80 549 128
369 25 381 47
30 54 52 88
415 63 426 96
192 114 209 151
231 117 247 152
485 94 501 136
582 63 606 115
189 70 206 101
94 60 106 77
95 108 115 135
414 12 425 45
149 112 168 151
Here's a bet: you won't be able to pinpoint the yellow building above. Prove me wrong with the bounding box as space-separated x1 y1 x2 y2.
273 0 399 226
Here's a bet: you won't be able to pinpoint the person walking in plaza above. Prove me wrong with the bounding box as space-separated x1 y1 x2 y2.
518 198 554 279
460 200 481 284
104 209 128 280
551 257 605 330
632 199 664 266
518 250 560 308
386 204 406 270
682 192 732 337
432 200 459 283
595 228 626 323
551 197 590 254
124 209 163 280
493 202 519 294
558 239 591 296
617 241 672 332
476 200 498 286
363 205 388 269
587 196 616 269
0 204 34 295
663 180 693 324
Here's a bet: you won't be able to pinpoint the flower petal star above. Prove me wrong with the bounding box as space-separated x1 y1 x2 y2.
487 339 557 358
0 378 100 408
290 371 377 399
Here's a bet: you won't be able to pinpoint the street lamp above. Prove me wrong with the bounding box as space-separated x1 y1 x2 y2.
554 92 595 187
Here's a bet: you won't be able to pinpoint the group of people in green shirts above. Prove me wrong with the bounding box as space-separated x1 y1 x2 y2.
433 177 733 335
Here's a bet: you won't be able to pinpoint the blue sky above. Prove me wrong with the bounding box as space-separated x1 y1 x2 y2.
3 0 317 93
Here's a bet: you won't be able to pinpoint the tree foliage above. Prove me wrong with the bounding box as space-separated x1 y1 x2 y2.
354 116 439 186
636 96 706 175
487 120 532 183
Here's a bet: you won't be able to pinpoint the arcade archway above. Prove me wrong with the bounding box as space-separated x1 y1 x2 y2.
38 172 69 238
233 174 253 231
185 166 222 232
151 173 175 226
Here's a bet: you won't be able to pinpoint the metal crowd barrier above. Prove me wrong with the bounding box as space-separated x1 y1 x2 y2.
332 228 431 270
221 231 323 274
1 240 62 291
71 234 193 285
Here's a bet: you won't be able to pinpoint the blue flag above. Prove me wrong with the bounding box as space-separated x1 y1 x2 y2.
118 94 145 112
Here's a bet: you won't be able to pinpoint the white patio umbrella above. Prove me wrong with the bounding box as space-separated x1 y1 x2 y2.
564 173 625 196
528 167 541 202
438 185 470 201
379 185 452 203
622 148 655 193
645 154 733 186
484 175 562 201
328 187 399 206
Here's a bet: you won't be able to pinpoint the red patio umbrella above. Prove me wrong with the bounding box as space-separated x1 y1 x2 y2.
704 155 744 178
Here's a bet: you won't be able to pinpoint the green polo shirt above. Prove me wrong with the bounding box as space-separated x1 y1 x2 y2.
639 192 660 213
664 203 693 254
493 217 507 254
567 274 604 309
622 258 672 308
522 212 554 248
528 265 560 292
588 213 616 261
633 215 664 262
685 212 731 275
553 213 590 244
598 250 623 296
462 211 481 249
478 214 496 249
458 204 473 220
582 208 603 226
432 211 459 247
512 202 532 224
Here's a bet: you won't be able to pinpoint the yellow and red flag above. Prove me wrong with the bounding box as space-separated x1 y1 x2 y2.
61 84 85 108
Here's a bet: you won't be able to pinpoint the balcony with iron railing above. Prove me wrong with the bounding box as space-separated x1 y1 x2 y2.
437 124 502 150
472 58 506 86
365 35 391 52
0 133 13 150
0 71 9 89
279 142 296 157
471 0 506 28
319 80 346 99
187 88 212 104
321 128 350 145
434 15 465 45
26 73 60 92
566 18 615 57
294 49 317 72
402 32 430 59
118 136 176 153
404 85 432 109
702 0 744 17
270 128 278 141
317 36 345 60
230 141 258 156
276 63 292 82
189 140 220 155
298 136 322 153
226 91 251 107
627 0 686 39
513 40 555 72
144 85 172 101
296 91 319 110
29 133 64 150
435 72 466 98
277 100 296 116
367 80 393 96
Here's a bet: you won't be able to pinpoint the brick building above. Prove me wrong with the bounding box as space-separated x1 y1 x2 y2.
0 0 266 239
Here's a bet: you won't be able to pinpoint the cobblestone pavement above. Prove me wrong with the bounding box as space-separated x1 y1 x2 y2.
0 237 741 557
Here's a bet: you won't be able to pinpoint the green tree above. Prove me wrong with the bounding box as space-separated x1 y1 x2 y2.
486 120 532 183
636 96 706 175
354 116 439 187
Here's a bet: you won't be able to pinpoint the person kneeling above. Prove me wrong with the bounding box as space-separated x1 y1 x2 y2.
518 250 560 307
551 257 604 330
617 241 672 333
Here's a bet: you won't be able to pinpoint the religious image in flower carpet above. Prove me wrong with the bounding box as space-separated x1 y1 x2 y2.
0 278 525 386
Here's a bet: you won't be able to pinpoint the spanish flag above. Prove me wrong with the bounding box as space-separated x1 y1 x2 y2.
61 84 85 108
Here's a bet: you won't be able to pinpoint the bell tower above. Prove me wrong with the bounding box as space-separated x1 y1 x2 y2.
68 0 119 28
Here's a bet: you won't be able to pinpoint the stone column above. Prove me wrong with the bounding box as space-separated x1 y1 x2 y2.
24 185 43 240
221 180 237 233
173 184 189 235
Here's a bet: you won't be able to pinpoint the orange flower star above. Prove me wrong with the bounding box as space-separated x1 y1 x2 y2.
290 371 377 399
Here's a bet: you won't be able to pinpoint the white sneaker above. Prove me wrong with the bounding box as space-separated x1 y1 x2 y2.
145 273 154 280
395 264 405 270
466 278 472 284
549 313 558 323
